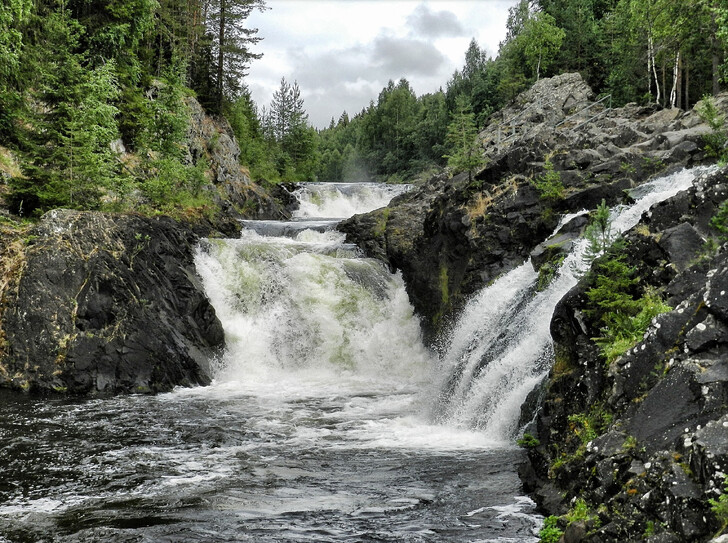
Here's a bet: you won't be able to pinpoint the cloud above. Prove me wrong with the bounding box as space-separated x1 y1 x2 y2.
407 4 465 38
371 35 447 77
245 0 520 127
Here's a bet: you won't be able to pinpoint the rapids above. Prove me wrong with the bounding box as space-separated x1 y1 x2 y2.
0 170 710 542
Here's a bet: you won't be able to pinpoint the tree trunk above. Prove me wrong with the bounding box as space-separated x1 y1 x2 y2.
685 59 690 109
712 9 721 96
649 34 660 104
216 0 226 112
670 50 680 109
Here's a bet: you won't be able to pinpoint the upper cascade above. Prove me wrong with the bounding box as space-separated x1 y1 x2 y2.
293 182 411 220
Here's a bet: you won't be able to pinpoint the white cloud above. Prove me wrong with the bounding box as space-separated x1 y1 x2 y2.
245 0 519 128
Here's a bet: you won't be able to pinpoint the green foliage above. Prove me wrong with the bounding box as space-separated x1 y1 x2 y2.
568 408 612 447
11 11 125 215
539 516 563 543
710 476 728 533
537 253 565 291
444 94 485 181
711 200 728 241
697 95 728 161
585 244 672 364
517 433 541 449
582 199 613 269
520 11 566 80
532 158 565 200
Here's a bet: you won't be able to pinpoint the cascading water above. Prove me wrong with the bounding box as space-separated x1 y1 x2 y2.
0 170 709 543
435 166 715 442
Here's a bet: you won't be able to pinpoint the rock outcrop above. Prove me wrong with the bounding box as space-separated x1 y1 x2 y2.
340 74 716 336
185 97 295 231
340 73 728 540
0 210 223 394
521 166 728 542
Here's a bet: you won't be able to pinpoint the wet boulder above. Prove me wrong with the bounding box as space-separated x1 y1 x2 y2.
0 209 224 394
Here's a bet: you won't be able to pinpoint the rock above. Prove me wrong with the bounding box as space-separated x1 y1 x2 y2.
658 223 704 272
563 520 588 543
0 210 224 394
522 164 728 542
184 97 291 226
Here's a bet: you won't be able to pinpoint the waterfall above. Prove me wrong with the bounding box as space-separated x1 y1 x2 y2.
195 169 711 449
435 166 714 443
293 182 410 220
195 182 433 396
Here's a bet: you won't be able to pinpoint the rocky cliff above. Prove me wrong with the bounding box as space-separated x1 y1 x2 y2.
340 73 713 336
340 73 728 541
184 97 295 234
521 166 728 542
0 210 224 394
0 94 299 395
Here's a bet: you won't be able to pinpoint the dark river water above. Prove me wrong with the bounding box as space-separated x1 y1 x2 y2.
0 388 539 542
2 169 709 542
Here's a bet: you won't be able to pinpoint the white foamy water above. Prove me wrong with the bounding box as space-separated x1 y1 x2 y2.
5 170 705 542
293 182 411 219
436 166 716 441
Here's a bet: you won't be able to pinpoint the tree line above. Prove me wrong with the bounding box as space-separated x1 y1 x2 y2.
313 0 728 184
2 0 728 218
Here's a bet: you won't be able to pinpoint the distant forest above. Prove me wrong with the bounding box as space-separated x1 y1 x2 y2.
1 0 727 217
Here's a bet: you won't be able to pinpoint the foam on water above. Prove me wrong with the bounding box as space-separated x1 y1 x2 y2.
293 182 411 219
436 166 716 441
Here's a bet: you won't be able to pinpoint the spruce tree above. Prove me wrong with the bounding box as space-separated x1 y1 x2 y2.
443 94 484 182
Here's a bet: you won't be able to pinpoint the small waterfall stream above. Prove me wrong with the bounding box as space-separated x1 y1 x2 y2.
0 169 710 542
435 166 713 440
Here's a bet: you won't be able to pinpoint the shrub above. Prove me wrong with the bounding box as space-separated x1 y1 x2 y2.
517 433 540 449
696 95 727 161
710 476 728 533
539 516 563 543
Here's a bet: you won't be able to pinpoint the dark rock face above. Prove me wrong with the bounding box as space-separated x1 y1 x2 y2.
340 74 714 336
341 74 728 540
523 167 728 542
0 210 224 394
184 97 293 235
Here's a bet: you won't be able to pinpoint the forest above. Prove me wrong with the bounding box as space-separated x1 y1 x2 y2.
1 0 728 218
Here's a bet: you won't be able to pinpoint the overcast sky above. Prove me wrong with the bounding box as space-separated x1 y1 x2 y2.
245 0 519 129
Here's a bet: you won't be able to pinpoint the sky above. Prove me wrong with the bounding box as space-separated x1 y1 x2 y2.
245 0 520 129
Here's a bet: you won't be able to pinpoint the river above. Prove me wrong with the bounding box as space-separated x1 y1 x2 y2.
0 171 709 542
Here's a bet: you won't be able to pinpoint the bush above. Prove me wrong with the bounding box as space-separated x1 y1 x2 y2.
517 433 540 449
697 95 727 161
539 516 563 543
710 476 728 533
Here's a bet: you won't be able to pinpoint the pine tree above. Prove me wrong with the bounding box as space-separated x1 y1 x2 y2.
443 94 485 181
205 0 266 112
12 10 122 214
0 0 32 142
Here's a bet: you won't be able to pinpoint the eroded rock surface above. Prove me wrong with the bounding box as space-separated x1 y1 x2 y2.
522 167 728 542
0 210 223 394
340 74 717 335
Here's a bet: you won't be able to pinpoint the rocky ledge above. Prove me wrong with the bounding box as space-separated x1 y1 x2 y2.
340 73 716 337
0 210 223 394
521 166 728 542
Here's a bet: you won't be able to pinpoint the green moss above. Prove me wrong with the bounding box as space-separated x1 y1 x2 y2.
536 253 565 291
373 208 391 238
710 477 728 534
517 433 540 449
439 263 449 306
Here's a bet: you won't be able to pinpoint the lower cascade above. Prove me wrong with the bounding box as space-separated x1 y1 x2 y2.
0 171 712 542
